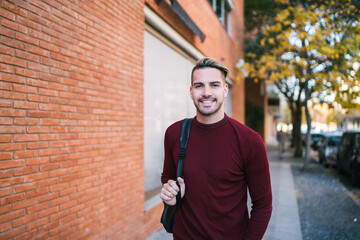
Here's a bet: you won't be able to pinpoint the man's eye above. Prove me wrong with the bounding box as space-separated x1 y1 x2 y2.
212 84 220 87
194 85 202 88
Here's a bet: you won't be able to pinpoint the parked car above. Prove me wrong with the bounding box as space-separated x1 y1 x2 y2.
311 133 326 150
336 131 360 186
318 132 342 167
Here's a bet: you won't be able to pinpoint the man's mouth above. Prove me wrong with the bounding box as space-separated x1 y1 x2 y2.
199 98 216 105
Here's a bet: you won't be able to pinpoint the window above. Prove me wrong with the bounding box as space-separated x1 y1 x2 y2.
208 0 233 33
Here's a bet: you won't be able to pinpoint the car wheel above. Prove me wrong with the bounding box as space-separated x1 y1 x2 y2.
351 167 360 187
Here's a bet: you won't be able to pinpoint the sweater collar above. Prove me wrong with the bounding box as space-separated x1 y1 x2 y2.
194 114 228 129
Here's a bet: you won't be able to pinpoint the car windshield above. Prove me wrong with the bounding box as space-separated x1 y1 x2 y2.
328 136 341 146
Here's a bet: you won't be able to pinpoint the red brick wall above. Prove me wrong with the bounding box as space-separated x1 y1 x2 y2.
0 0 155 239
145 0 245 122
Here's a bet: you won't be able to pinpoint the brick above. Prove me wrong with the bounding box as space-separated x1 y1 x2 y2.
25 172 48 183
13 167 38 177
27 94 49 103
27 78 49 88
50 196 68 208
14 150 37 159
0 143 26 151
17 16 42 31
49 141 67 148
27 187 48 199
0 193 25 205
0 188 11 197
39 134 59 141
26 157 49 166
0 90 26 100
0 221 11 233
16 49 40 62
0 160 25 170
2 36 26 50
40 163 59 171
38 192 59 204
0 26 15 38
0 205 11 215
39 103 59 111
0 73 26 85
0 81 12 91
0 169 12 179
13 84 38 94
38 178 58 188
38 88 59 97
40 41 60 52
28 12 51 27
28 61 50 73
15 67 39 78
60 174 76 182
15 32 39 45
14 100 38 109
13 230 38 240
13 183 38 195
0 99 13 107
38 221 58 234
0 125 26 134
39 148 59 156
12 213 37 228
0 63 13 74
0 108 26 117
14 134 38 142
59 187 76 197
29 45 50 57
0 7 16 21
0 134 12 142
26 202 48 214
49 169 67 178
26 217 49 231
27 141 48 149
13 198 37 210
2 1 27 18
14 118 38 126
1 18 27 33
59 213 76 225
0 226 26 239
27 110 49 118
27 126 49 133
0 55 26 67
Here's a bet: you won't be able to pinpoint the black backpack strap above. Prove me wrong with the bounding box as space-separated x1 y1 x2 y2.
175 118 193 206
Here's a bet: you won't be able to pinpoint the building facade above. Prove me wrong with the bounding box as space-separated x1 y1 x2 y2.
0 0 244 239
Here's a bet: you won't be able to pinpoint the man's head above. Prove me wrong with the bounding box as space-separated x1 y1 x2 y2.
191 57 229 84
190 57 229 123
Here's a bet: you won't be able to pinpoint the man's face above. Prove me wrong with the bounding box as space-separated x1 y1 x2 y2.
190 68 228 117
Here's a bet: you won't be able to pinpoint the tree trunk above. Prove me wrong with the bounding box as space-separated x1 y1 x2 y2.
302 102 312 170
292 106 303 157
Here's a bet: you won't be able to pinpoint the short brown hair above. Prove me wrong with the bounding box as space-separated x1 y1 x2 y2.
191 57 229 83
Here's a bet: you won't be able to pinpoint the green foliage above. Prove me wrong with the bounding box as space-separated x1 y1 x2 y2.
243 0 360 110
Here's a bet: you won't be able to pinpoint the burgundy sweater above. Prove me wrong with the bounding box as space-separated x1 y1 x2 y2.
161 115 272 240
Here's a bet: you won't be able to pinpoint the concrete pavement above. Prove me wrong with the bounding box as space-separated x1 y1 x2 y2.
147 149 303 240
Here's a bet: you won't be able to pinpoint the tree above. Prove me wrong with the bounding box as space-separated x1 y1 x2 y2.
242 0 360 166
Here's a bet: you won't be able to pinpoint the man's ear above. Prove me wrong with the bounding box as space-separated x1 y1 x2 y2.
223 84 229 97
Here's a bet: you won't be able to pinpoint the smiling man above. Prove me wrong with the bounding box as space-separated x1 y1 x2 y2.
160 58 272 240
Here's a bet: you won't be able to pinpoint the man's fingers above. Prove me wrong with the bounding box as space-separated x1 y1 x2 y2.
168 180 180 192
177 177 184 184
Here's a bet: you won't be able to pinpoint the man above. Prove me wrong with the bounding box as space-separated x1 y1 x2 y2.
160 57 272 240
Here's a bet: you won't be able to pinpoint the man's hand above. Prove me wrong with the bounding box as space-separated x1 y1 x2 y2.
160 177 185 206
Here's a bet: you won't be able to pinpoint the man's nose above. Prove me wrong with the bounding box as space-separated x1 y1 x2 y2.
202 85 211 97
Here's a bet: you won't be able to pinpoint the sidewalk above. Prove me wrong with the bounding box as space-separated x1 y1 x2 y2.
147 149 302 240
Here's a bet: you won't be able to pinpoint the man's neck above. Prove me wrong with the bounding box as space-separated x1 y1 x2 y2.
196 112 225 125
